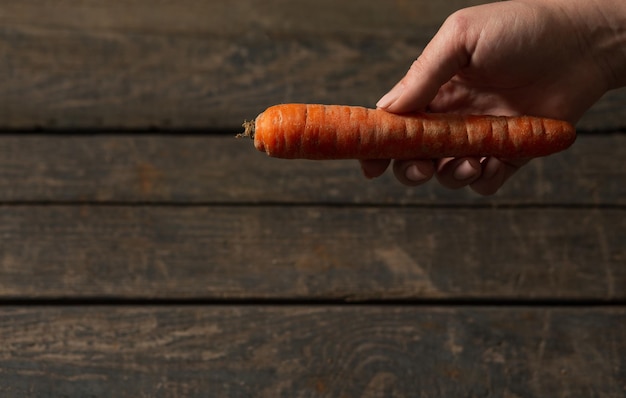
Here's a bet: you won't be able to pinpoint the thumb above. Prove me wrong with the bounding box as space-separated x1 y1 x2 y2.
377 17 471 113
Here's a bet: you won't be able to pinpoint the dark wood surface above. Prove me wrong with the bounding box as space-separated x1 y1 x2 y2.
1 307 624 397
0 205 624 301
0 0 625 130
0 134 624 205
1 139 624 398
0 1 624 396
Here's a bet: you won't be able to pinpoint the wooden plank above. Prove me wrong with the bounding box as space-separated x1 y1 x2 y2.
0 306 624 397
0 134 623 205
0 0 488 36
0 0 480 130
0 206 623 299
0 0 623 130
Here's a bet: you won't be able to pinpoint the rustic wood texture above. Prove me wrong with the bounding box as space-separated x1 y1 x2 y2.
1 306 624 397
0 134 624 205
0 0 624 130
0 205 623 300
1 1 624 395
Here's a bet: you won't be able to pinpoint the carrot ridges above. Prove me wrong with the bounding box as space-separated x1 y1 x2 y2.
246 104 577 160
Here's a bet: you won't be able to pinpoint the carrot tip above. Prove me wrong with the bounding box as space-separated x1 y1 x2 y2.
237 120 255 139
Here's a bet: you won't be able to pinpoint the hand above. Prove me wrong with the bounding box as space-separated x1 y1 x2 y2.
362 0 625 195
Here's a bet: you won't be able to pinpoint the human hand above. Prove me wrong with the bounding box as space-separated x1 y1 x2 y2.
362 0 626 195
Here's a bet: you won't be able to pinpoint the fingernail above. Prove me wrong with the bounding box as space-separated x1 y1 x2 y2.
376 83 404 109
453 160 479 181
481 158 501 180
406 164 428 182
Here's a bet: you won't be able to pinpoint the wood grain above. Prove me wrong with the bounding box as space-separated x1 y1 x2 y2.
0 0 623 130
0 134 623 205
0 205 623 300
0 0 474 129
1 2 623 396
0 306 624 397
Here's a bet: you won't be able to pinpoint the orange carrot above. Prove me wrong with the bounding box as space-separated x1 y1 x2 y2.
241 104 576 160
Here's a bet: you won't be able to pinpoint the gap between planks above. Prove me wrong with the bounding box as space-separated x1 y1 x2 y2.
0 201 624 209
1 297 625 307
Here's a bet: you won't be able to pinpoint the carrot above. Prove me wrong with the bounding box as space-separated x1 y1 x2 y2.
241 103 576 160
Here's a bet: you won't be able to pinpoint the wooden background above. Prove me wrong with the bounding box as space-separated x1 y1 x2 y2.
0 1 624 397
0 0 625 130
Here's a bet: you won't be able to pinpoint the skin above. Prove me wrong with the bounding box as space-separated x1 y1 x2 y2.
361 0 626 195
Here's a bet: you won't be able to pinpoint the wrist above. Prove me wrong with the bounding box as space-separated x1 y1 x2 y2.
591 0 626 89
559 0 626 90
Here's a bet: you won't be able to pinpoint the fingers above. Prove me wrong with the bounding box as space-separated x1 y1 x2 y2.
434 157 482 189
469 157 528 196
359 159 391 179
393 160 436 186
365 156 528 195
376 13 471 113
435 156 528 195
360 159 436 186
